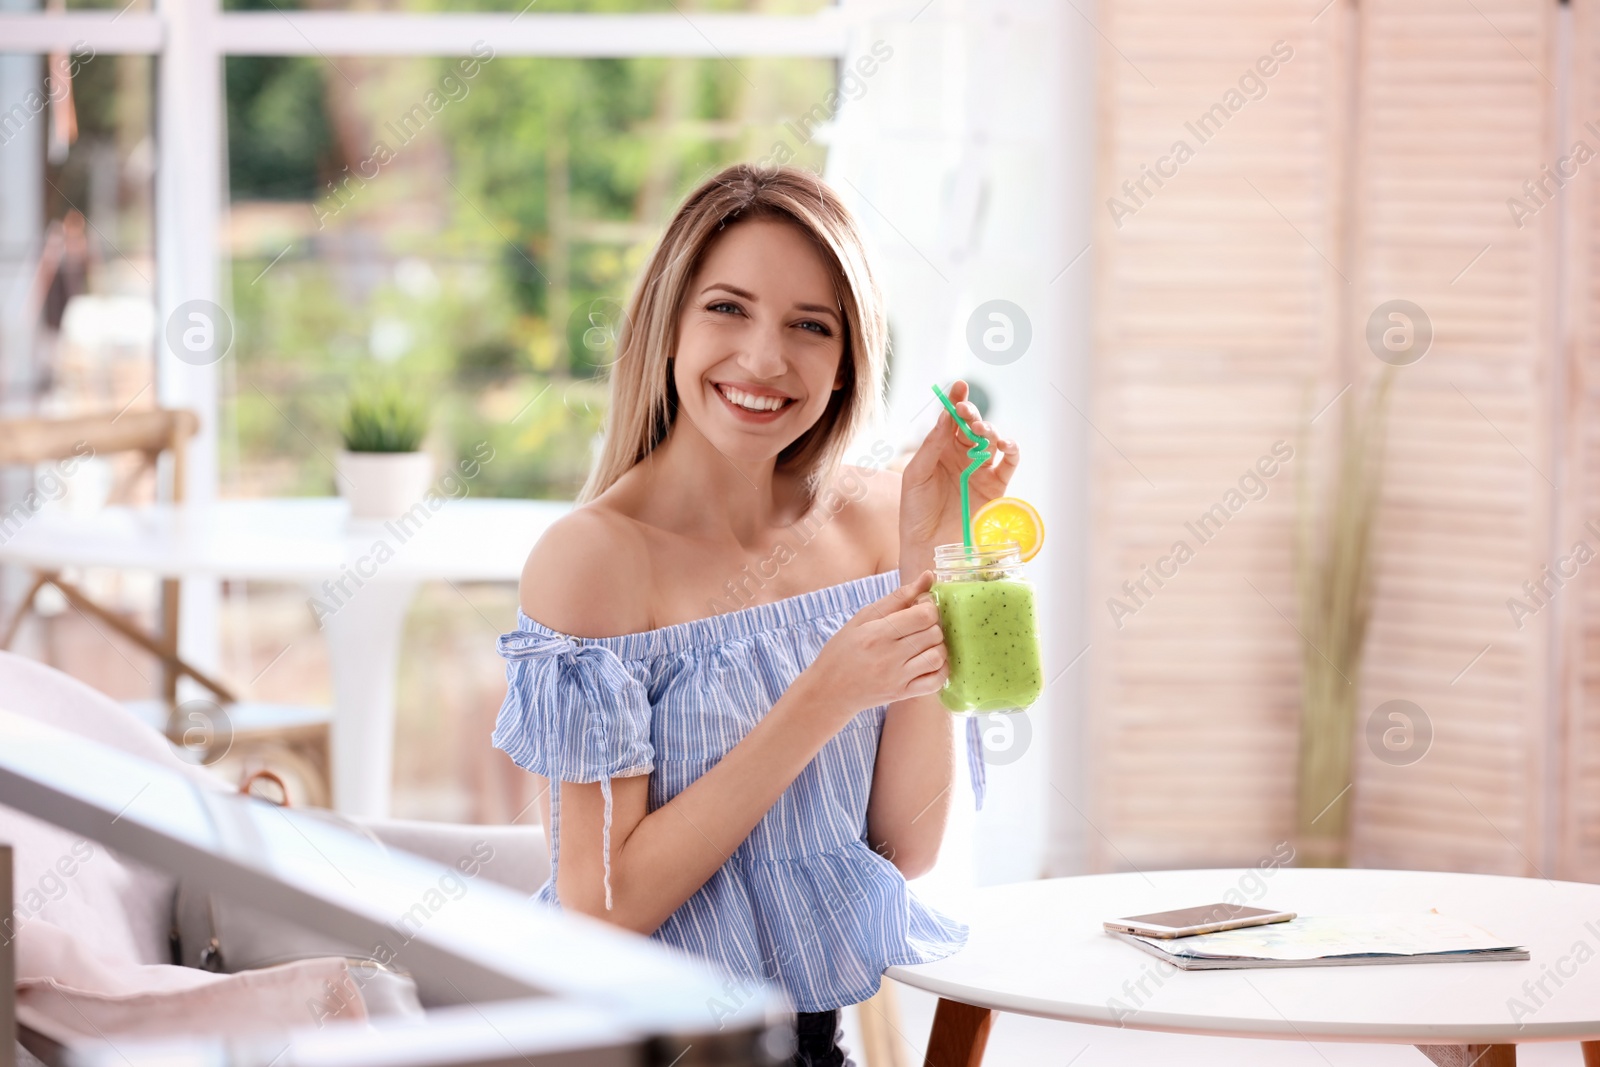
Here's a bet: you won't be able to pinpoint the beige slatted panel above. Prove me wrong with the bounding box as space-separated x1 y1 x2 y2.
1087 1 1347 868
1347 0 1555 875
1561 0 1600 882
1091 0 1559 873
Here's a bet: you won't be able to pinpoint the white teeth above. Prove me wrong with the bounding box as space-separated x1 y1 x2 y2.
719 385 789 412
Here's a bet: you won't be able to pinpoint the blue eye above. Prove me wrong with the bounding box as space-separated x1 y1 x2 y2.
797 320 831 336
708 301 741 315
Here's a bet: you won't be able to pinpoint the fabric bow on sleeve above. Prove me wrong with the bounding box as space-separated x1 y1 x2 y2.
494 627 653 911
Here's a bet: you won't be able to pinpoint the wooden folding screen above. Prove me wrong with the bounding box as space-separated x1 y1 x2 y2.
1087 0 1562 875
1087 4 1345 868
1346 0 1556 875
1563 0 1600 881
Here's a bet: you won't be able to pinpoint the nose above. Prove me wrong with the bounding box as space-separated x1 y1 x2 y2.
735 319 788 381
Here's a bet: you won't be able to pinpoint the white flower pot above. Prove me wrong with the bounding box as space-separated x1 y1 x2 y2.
335 450 435 520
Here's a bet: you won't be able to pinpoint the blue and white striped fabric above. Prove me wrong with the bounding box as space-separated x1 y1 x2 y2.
492 568 986 1013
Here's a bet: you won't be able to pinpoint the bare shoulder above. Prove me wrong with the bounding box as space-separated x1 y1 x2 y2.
830 463 901 573
845 462 900 522
519 503 652 638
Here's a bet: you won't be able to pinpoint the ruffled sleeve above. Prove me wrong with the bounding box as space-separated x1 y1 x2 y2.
493 623 653 910
965 715 987 810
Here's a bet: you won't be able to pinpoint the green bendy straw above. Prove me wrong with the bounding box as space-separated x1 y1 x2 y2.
931 382 992 551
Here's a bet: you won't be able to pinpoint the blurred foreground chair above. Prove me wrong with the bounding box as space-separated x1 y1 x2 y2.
855 982 909 1067
0 409 333 805
0 649 554 1063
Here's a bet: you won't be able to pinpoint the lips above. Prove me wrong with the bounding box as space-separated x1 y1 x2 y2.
713 382 797 420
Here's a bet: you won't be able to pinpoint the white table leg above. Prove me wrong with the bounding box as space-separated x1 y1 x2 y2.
317 579 419 817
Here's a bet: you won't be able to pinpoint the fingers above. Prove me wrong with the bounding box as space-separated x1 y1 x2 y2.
950 387 998 448
867 572 941 650
944 383 1020 479
901 409 949 481
958 412 1002 446
858 571 935 635
901 649 950 699
995 435 1020 479
941 381 973 443
878 572 936 621
918 381 1020 485
883 569 934 607
884 599 943 648
903 643 947 683
952 399 984 444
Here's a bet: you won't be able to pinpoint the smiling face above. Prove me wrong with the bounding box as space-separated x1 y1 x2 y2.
670 216 848 466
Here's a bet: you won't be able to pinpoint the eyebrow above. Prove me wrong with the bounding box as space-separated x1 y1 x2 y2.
700 282 841 322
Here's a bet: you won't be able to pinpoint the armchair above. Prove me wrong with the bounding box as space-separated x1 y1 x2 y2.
0 650 700 1064
0 708 787 1065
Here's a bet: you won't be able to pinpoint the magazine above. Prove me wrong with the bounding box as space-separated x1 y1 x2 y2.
1109 911 1529 970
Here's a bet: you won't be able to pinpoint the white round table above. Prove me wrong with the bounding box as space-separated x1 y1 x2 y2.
0 497 567 816
887 868 1600 1065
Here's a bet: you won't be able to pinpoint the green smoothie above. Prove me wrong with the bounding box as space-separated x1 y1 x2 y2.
933 578 1043 713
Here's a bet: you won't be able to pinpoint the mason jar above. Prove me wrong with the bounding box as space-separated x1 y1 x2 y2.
931 541 1044 714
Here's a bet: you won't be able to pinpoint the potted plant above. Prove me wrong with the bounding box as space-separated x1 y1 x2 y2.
334 382 432 520
1293 367 1395 866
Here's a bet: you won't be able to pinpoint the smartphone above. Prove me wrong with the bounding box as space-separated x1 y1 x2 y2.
1102 902 1296 939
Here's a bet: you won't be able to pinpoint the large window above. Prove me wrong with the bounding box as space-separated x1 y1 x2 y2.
225 52 834 500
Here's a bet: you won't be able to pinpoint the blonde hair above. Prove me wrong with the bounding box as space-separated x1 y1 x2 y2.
579 164 888 504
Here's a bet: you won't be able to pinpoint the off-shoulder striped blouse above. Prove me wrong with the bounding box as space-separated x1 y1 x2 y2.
492 568 986 1013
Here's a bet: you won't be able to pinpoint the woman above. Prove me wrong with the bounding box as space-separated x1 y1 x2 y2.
494 163 1019 1066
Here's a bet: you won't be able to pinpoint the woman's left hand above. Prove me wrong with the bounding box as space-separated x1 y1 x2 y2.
899 379 1020 578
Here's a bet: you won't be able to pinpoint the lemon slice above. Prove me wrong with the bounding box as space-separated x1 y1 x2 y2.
971 496 1044 562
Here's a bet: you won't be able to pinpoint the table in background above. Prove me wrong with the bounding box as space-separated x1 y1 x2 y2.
887 867 1600 1066
0 497 567 816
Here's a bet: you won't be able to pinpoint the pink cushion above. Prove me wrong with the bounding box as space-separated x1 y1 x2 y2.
16 920 367 1045
0 653 229 966
0 651 223 791
0 652 227 968
0 656 378 1041
5 803 172 968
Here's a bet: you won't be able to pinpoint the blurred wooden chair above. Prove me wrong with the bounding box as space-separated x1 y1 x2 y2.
855 981 910 1067
0 408 333 806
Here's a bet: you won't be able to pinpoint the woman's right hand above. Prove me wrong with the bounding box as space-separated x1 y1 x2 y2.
806 570 948 716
